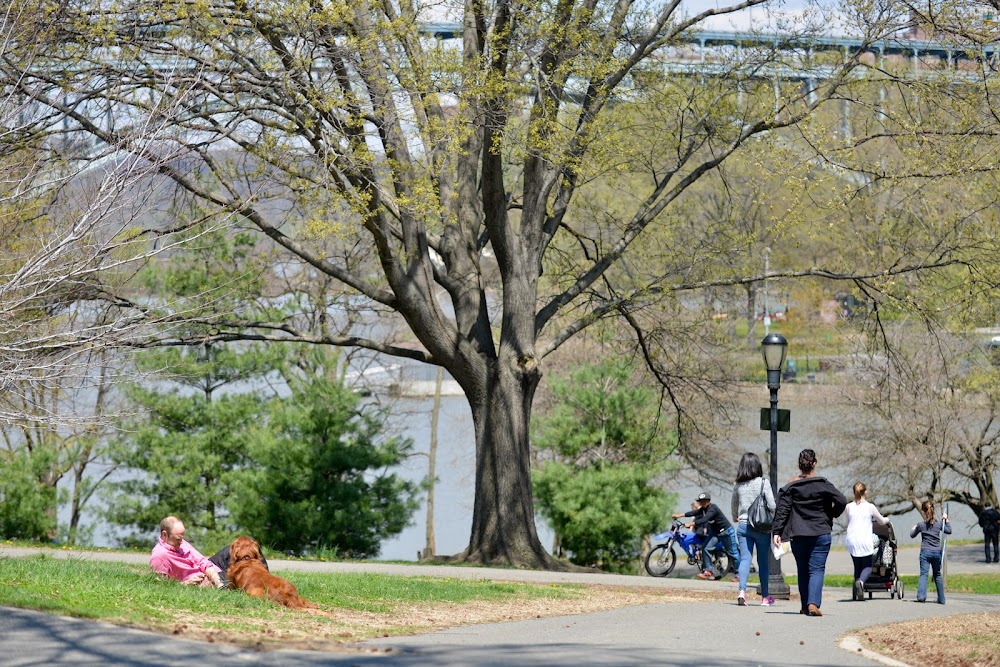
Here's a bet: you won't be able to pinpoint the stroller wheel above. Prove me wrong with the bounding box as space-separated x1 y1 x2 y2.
898 581 905 600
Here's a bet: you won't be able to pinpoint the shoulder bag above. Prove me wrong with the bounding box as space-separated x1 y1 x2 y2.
747 477 774 533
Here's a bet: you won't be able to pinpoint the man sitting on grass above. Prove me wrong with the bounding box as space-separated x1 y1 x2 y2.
150 516 270 589
150 516 225 589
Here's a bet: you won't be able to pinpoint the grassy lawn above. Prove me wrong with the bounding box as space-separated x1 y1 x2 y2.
0 555 579 643
0 554 713 649
5 552 1000 661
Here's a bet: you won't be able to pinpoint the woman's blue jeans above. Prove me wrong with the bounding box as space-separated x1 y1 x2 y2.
917 550 945 603
737 521 770 596
790 533 831 611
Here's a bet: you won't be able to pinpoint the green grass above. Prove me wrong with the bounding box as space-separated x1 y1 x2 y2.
787 573 1000 595
309 571 575 614
0 554 580 640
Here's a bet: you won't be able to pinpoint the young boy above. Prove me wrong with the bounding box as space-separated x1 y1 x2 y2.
673 492 740 579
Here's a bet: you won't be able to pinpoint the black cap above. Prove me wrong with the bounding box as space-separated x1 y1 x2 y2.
696 492 711 502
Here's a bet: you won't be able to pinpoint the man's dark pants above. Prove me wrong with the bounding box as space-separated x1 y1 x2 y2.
986 529 999 563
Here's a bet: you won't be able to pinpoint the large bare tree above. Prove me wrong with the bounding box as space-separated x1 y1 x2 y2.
833 328 1000 518
0 3 230 541
6 0 995 566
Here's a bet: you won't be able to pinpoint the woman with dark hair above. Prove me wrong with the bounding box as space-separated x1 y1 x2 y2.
845 482 888 601
731 452 776 606
911 499 950 604
771 448 847 617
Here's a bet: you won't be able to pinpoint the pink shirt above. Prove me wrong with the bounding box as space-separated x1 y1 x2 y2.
150 537 220 584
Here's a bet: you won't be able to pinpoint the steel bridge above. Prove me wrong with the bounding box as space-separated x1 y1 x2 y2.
422 22 1000 75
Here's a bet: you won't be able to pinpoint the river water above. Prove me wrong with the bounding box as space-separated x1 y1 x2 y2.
377 383 984 561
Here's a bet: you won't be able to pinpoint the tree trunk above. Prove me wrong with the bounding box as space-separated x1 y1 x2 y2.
638 535 651 576
422 367 443 560
460 353 564 569
68 467 85 545
745 285 758 350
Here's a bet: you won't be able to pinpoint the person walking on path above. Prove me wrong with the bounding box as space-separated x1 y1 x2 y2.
911 500 951 604
979 502 1000 563
673 492 739 580
731 452 776 607
771 449 847 617
844 482 888 602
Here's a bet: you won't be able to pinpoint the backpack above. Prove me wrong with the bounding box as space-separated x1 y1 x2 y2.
747 478 774 533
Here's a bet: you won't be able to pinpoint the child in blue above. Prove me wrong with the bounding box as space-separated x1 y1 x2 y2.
673 492 740 580
910 499 950 604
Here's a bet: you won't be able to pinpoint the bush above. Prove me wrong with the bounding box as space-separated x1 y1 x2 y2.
0 447 56 540
533 461 667 572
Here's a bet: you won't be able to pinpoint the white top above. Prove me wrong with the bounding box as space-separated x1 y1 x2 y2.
845 499 887 557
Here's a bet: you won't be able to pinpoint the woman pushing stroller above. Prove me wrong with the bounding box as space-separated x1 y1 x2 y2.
845 482 888 601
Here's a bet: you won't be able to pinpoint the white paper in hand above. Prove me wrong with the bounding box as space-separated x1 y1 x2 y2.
771 540 791 560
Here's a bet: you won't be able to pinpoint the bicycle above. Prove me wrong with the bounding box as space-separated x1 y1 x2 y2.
644 518 734 578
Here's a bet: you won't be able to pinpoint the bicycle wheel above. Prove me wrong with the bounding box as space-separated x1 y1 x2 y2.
712 550 732 576
644 543 677 577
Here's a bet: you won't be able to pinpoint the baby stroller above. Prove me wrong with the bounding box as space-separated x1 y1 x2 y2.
861 521 904 599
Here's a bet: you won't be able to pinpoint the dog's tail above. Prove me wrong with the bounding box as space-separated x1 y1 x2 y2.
287 595 318 610
302 604 336 619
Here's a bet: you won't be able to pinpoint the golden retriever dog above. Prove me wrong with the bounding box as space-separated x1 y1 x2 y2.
227 536 315 610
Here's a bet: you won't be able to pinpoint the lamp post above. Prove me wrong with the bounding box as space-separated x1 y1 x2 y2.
762 332 790 599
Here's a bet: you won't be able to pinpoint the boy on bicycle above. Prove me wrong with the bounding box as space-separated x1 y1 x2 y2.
673 492 740 580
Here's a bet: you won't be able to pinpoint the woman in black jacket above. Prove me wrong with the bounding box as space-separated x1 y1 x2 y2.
771 449 847 617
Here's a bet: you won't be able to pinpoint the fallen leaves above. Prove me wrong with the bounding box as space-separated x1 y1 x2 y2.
860 612 1000 667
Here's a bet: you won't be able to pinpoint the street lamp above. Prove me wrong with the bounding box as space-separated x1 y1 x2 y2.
761 332 790 599
762 332 787 390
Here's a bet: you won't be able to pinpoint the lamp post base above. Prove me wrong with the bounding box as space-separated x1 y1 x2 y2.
766 573 791 600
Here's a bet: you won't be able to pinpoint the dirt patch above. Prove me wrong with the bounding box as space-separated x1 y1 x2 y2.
857 612 1000 667
158 584 734 652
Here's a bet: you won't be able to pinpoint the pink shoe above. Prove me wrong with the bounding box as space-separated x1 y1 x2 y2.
761 596 775 606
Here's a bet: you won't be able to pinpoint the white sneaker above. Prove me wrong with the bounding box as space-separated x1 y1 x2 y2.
737 591 747 606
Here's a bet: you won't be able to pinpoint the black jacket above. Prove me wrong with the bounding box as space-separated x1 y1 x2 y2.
771 476 847 539
981 507 1000 534
684 503 732 538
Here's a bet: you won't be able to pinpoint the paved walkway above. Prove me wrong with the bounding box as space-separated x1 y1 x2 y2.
1 544 998 666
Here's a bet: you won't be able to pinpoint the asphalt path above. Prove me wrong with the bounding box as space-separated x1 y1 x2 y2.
2 543 999 666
